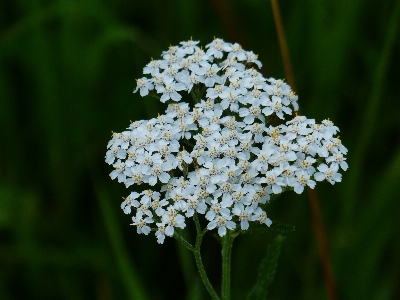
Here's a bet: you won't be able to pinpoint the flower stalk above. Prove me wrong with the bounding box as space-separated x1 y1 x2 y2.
193 214 220 300
221 231 236 300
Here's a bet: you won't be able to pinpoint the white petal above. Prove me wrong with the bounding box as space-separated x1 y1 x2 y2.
226 221 236 230
314 172 325 181
165 225 174 236
207 220 217 230
218 226 227 237
159 172 170 183
205 77 215 87
272 184 282 194
294 184 304 194
160 94 170 103
241 220 249 230
140 87 149 97
148 176 157 186
171 91 182 101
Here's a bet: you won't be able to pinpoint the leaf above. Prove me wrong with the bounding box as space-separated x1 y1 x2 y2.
240 222 295 235
246 235 286 300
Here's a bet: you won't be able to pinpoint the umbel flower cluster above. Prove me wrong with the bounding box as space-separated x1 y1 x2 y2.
105 38 348 244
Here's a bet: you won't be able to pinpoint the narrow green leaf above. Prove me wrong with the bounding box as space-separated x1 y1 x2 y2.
246 235 286 300
241 222 295 235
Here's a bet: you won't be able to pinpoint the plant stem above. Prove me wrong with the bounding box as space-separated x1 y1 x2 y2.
221 231 236 300
193 214 220 300
174 231 195 252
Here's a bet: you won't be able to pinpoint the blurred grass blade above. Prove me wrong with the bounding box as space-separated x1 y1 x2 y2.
344 0 400 218
246 235 285 300
93 184 150 300
342 146 400 299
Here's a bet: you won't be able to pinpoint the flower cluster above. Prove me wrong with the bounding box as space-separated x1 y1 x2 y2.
106 38 348 244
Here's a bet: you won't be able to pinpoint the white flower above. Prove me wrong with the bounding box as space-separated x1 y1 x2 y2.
252 147 274 172
207 215 236 237
227 43 247 61
124 165 144 187
188 48 209 64
110 159 126 183
131 211 153 235
287 90 299 111
201 62 221 87
294 153 316 175
326 151 348 171
232 203 255 230
205 38 232 59
265 169 285 194
151 198 169 217
136 151 162 166
262 96 292 119
134 77 154 96
176 149 193 170
206 84 226 99
322 119 340 137
179 38 200 54
162 208 186 236
251 207 272 226
205 197 230 221
279 162 297 185
157 77 186 102
289 170 316 194
143 59 168 75
240 168 264 185
142 162 173 186
155 222 167 244
314 164 342 184
186 196 207 217
105 146 126 165
220 89 241 112
121 191 141 214
245 51 262 68
176 70 205 92
221 57 245 71
201 159 229 184
238 105 264 124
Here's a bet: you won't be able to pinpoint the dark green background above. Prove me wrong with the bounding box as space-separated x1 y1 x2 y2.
1 0 399 299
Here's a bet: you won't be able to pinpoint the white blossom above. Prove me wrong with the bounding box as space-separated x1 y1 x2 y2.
134 77 154 96
314 164 342 184
107 37 348 243
207 215 236 237
131 211 153 235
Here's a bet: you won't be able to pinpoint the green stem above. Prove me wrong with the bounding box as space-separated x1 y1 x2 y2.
193 214 220 300
174 231 195 252
221 231 235 300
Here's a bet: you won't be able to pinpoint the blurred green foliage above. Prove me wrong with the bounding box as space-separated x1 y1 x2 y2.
1 0 399 299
